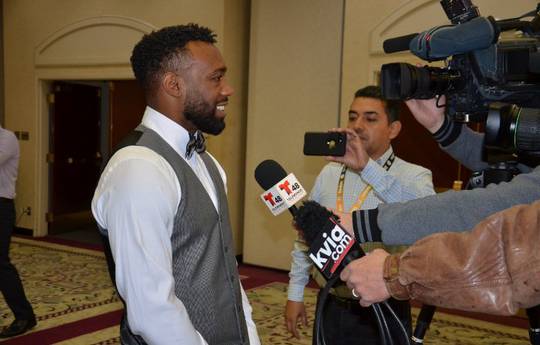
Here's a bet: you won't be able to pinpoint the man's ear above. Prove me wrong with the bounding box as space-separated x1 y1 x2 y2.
389 120 402 140
162 72 185 98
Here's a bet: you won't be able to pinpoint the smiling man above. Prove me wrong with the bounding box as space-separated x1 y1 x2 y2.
92 24 260 345
285 86 435 344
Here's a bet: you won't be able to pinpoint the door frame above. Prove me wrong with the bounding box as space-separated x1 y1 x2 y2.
35 74 125 236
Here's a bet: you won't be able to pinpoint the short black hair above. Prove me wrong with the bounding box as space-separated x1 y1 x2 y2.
130 23 217 95
354 85 400 122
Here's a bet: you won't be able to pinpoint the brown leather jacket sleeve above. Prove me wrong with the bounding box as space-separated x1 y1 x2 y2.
383 200 540 315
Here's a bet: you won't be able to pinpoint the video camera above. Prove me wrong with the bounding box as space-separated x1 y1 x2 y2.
380 0 540 156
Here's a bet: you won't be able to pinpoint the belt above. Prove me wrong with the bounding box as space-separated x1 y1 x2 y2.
0 197 13 203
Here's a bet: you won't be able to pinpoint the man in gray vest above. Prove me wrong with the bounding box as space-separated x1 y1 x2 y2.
92 24 260 345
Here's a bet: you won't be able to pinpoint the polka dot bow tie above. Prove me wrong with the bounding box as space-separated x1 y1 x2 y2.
185 130 206 159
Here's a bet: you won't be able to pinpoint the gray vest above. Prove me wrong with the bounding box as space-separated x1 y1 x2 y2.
104 126 249 345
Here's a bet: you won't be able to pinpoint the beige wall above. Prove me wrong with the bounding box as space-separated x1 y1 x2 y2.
4 0 249 252
243 0 345 269
215 0 251 254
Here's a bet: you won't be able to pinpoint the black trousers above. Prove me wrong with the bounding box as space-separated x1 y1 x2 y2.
0 198 34 320
314 292 412 345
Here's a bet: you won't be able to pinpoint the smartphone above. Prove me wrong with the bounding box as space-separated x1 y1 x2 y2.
303 132 346 156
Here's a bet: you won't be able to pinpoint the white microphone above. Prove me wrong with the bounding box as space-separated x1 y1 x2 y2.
254 159 306 216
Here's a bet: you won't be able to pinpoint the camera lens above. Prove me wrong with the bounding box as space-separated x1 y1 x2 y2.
515 108 540 152
381 63 463 100
486 105 540 152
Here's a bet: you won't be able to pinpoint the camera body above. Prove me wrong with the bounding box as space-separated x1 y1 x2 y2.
381 36 540 120
381 0 540 155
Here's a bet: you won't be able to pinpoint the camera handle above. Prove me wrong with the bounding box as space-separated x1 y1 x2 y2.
465 161 520 189
527 306 540 345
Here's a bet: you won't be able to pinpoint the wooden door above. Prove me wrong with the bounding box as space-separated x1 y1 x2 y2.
109 80 146 151
48 82 102 232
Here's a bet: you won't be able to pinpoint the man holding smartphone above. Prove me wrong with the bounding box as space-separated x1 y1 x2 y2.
285 85 435 344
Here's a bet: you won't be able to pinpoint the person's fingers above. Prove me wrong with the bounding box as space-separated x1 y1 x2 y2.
291 320 300 339
359 298 372 308
285 318 292 333
286 318 299 338
326 155 344 163
302 311 308 326
339 265 350 282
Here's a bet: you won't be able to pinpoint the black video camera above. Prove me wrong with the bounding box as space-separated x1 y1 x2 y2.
381 0 540 156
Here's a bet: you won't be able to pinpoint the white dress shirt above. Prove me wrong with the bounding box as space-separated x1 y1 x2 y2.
92 106 260 345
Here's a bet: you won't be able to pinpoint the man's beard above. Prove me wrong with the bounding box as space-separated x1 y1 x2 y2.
184 93 226 135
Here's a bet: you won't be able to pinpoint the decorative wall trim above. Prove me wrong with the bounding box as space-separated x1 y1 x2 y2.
369 0 437 55
35 16 157 67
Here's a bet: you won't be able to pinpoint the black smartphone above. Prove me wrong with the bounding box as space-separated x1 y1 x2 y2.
303 132 346 156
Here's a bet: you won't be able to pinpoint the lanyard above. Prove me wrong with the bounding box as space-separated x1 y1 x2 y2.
336 152 395 212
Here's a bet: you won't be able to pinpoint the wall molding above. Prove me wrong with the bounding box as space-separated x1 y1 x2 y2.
369 0 439 55
35 16 157 67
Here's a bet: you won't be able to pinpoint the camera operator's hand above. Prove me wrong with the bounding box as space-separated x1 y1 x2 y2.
405 96 446 134
326 128 370 171
340 249 392 307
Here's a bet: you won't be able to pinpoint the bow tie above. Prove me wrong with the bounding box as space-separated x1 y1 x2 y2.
185 130 206 159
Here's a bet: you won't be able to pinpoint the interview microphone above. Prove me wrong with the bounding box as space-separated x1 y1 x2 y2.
383 33 419 54
295 200 365 279
254 159 306 217
409 16 498 60
382 16 497 60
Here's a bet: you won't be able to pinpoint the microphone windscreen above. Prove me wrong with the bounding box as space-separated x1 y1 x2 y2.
383 33 418 53
254 159 287 190
295 200 337 245
410 17 495 60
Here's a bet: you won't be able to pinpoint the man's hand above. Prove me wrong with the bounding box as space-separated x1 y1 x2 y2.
284 300 308 339
339 249 391 307
405 96 446 134
326 128 369 172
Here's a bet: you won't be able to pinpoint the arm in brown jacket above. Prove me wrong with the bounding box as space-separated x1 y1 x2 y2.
384 200 540 315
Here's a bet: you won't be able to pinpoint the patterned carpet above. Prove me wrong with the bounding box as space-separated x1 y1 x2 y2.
246 282 530 345
0 237 531 344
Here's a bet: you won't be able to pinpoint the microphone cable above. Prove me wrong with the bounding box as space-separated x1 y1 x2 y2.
373 303 393 345
382 300 412 345
313 271 412 345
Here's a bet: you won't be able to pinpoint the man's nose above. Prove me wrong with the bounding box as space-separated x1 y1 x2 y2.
222 81 234 97
352 118 365 131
